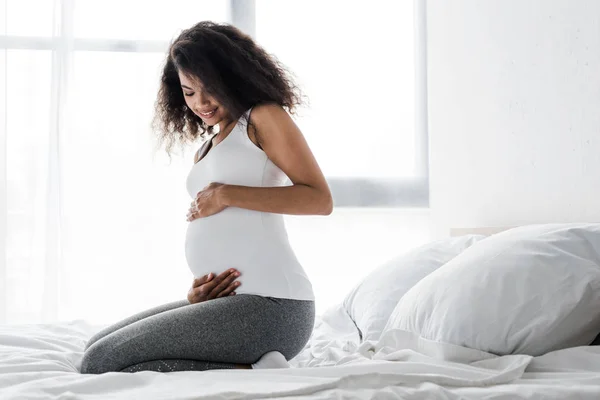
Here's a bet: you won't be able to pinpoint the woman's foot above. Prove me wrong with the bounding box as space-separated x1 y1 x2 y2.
251 351 290 369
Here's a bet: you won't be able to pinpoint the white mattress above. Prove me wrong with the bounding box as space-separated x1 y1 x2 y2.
2 303 600 399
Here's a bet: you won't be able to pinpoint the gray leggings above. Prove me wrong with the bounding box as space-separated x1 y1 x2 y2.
80 294 315 374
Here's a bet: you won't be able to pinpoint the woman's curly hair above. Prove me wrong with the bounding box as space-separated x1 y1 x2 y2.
152 20 306 160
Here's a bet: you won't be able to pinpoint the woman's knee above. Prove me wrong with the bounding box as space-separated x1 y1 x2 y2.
83 331 105 352
80 336 131 374
80 341 110 374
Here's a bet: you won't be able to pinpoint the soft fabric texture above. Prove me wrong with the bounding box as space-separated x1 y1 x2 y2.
14 310 600 399
81 295 314 373
185 106 314 301
343 234 486 342
384 223 600 357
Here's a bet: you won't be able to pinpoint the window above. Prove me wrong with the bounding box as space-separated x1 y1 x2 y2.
1 0 429 322
254 0 429 206
2 0 426 208
0 0 234 323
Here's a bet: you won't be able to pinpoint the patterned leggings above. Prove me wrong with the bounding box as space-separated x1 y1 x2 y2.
80 294 315 373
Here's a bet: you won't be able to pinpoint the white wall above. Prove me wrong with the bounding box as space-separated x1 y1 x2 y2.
285 208 430 314
427 0 600 238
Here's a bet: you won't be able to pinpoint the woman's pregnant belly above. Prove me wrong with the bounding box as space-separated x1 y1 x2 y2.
185 207 262 276
184 207 311 298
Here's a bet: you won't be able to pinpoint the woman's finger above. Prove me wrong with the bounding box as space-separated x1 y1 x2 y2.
208 271 238 298
209 279 231 298
216 282 241 298
187 208 198 221
193 273 213 288
202 269 233 294
218 269 233 278
212 274 238 297
194 269 238 300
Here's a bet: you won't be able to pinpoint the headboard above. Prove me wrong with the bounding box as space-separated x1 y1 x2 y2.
449 226 515 237
450 223 600 237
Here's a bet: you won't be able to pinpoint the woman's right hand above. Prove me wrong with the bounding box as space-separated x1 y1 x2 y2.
187 269 242 304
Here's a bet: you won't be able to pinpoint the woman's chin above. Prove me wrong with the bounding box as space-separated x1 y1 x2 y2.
202 116 221 127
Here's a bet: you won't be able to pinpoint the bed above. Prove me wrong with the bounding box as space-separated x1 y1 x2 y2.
3 225 600 399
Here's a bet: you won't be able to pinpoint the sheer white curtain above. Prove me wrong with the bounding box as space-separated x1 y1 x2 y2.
1 0 430 325
1 0 231 325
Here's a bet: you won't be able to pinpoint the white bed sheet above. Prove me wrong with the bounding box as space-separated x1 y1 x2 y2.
2 304 600 399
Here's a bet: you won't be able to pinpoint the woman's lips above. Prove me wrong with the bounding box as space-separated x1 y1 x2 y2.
199 108 217 119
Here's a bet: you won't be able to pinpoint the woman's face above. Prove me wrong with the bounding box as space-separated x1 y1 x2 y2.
178 72 229 128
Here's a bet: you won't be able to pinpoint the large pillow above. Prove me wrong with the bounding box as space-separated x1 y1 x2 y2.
383 223 600 357
343 234 486 343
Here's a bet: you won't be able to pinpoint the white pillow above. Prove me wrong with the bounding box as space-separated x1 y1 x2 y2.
384 223 600 356
343 234 486 343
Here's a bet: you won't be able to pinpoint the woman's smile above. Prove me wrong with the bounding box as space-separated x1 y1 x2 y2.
198 107 218 119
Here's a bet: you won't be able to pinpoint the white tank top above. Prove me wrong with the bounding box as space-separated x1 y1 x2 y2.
184 107 315 301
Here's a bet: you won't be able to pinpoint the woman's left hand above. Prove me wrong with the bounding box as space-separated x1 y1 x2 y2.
187 182 228 221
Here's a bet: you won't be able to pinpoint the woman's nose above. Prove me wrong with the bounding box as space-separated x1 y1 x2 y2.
194 93 211 109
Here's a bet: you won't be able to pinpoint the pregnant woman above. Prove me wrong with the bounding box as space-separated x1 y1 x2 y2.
80 21 332 374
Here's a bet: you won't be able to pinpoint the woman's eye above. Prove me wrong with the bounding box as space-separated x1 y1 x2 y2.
184 92 194 97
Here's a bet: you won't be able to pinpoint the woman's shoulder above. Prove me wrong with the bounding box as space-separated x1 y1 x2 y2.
249 102 289 126
247 103 294 147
